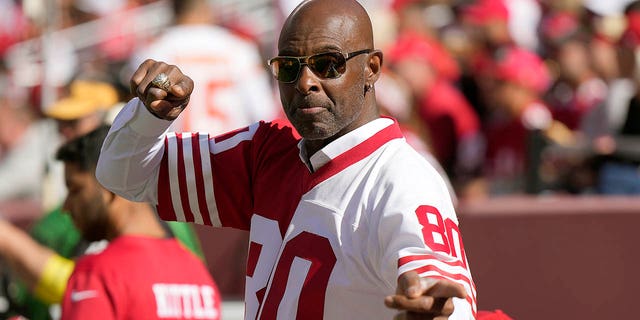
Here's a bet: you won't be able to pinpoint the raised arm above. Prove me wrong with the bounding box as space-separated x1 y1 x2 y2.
96 60 194 203
0 219 74 304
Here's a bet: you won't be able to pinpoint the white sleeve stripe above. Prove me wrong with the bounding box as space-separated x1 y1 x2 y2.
181 133 204 225
200 133 221 227
211 122 259 154
166 133 186 222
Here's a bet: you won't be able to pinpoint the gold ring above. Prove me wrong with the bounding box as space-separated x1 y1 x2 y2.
151 73 171 91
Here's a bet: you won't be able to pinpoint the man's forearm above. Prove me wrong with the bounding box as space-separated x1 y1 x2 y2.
0 220 56 289
96 98 170 203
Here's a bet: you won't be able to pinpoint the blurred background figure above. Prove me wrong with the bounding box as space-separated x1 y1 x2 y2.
129 0 278 133
40 74 121 211
482 46 556 195
385 30 485 199
591 0 640 194
0 75 119 320
544 35 609 140
0 72 205 320
456 0 513 123
58 125 220 319
0 67 58 213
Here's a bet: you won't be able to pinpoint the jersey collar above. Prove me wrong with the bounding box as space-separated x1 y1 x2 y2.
297 117 399 172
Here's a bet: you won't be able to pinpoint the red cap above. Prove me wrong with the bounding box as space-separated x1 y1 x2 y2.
386 31 460 80
462 0 509 25
540 12 580 45
492 46 550 94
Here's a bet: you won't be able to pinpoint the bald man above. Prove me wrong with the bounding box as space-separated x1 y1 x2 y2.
97 0 477 319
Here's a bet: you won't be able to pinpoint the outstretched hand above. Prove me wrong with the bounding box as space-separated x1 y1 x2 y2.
130 59 194 120
385 271 467 320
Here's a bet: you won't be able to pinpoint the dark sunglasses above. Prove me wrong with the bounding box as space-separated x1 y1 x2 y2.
268 49 372 83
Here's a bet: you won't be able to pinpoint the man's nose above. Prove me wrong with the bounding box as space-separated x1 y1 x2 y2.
295 65 320 94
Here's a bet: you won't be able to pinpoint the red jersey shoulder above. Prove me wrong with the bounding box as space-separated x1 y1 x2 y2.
74 237 185 271
250 119 301 161
260 119 301 143
212 119 300 153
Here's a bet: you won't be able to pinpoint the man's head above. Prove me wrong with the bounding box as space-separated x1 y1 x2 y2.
56 125 114 242
270 0 383 149
45 79 119 141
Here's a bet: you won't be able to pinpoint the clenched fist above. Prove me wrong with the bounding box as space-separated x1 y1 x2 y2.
130 59 195 120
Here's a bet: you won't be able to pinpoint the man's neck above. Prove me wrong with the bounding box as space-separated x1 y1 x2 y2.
116 202 167 238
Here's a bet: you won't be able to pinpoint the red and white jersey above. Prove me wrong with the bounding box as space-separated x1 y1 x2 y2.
97 99 477 319
130 25 278 133
61 236 220 320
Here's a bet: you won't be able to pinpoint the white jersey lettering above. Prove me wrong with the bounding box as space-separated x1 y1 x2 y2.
153 284 218 319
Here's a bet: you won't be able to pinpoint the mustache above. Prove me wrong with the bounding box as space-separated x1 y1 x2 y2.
290 96 331 109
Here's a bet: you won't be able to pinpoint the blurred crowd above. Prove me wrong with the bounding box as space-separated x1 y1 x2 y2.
2 0 640 220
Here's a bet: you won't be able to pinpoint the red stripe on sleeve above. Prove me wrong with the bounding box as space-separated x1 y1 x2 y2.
411 264 476 300
157 138 177 221
414 264 475 288
398 254 467 269
176 134 195 223
191 133 212 225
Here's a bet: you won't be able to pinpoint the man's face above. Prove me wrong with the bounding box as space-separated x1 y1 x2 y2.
62 163 112 242
276 11 369 142
56 113 103 141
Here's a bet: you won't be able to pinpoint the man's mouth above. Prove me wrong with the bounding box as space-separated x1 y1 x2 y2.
297 106 326 115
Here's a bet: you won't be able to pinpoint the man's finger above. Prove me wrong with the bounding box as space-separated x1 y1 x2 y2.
422 278 467 299
385 295 454 316
130 59 157 97
398 271 422 297
385 294 455 315
169 74 193 98
385 294 436 312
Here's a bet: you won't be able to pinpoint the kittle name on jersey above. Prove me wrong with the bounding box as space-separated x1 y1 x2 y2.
152 283 218 319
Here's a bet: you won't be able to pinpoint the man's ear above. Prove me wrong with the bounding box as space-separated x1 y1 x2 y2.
366 50 383 84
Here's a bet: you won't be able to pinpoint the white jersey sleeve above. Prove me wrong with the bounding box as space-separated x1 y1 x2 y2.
374 146 477 319
96 98 169 204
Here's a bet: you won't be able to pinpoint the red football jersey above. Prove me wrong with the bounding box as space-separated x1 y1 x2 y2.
61 236 220 320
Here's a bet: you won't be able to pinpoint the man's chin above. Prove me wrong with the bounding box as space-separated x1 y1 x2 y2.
295 124 336 141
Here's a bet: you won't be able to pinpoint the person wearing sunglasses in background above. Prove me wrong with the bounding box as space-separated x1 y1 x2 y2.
97 0 476 319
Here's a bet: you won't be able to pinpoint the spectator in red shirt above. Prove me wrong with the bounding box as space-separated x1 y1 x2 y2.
544 35 609 139
483 46 559 194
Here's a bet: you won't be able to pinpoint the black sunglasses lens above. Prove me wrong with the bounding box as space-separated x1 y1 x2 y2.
309 53 346 79
271 58 300 83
